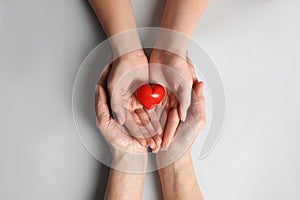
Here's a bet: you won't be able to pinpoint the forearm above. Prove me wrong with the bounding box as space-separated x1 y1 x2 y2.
158 153 203 200
88 0 137 36
105 168 146 200
161 0 208 37
152 0 208 57
88 0 143 60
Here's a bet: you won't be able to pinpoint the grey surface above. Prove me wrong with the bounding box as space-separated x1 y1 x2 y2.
0 0 300 200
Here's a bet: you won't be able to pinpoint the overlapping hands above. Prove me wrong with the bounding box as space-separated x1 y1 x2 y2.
95 49 206 166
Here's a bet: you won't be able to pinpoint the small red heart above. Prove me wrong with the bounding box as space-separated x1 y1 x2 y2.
136 84 165 110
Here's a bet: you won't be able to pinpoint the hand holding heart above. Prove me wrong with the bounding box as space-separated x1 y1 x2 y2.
101 50 197 153
136 84 165 110
107 51 162 151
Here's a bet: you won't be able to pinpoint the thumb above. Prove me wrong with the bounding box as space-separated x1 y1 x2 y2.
178 85 192 122
95 84 111 127
111 104 126 125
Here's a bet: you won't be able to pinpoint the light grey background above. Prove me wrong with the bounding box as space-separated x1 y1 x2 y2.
0 0 299 200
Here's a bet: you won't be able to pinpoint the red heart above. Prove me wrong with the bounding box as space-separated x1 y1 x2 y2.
136 84 165 110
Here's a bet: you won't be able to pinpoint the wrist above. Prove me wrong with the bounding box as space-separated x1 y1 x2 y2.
108 29 143 60
111 150 148 173
152 28 190 59
112 50 148 72
150 49 183 63
158 152 192 172
118 49 147 62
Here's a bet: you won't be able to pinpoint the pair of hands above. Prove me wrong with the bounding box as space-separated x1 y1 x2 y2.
95 50 206 171
105 49 195 152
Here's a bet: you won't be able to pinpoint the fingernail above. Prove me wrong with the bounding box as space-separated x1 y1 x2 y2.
117 116 124 124
152 149 158 154
160 147 168 151
181 113 187 122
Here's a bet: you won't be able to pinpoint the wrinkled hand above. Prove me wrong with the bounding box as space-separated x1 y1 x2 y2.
156 82 206 168
155 59 206 168
150 50 194 122
149 55 198 150
107 51 162 150
95 67 149 172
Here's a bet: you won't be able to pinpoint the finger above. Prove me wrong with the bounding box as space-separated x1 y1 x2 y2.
98 64 112 87
129 112 147 147
139 126 156 149
151 135 162 153
135 109 156 137
129 95 144 112
191 82 206 127
155 105 164 120
111 104 126 125
186 56 198 82
155 105 168 129
161 108 180 150
124 112 142 137
178 84 192 122
135 135 147 148
135 109 157 148
159 108 168 130
145 137 156 149
147 108 163 135
95 85 111 131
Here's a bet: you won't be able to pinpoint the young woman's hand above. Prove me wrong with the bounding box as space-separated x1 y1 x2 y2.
107 50 148 125
103 58 162 153
149 50 194 122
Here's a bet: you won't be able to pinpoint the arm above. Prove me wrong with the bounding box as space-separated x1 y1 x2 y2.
156 79 206 199
88 0 143 57
153 0 208 56
96 69 148 199
150 0 208 121
161 0 208 37
87 0 137 36
158 154 203 200
89 0 162 149
105 168 145 200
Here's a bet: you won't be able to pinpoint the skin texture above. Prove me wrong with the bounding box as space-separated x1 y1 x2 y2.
150 51 194 123
157 81 206 200
96 80 205 200
107 52 162 150
88 0 162 149
158 153 204 200
154 58 206 200
96 85 147 200
153 56 198 150
90 0 209 199
96 61 206 200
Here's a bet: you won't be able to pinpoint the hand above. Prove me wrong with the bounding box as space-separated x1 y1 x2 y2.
157 81 205 168
107 50 148 124
150 55 198 150
107 50 162 150
125 96 163 152
149 49 194 122
95 67 148 172
154 57 206 168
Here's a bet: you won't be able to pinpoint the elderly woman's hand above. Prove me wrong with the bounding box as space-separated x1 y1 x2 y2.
95 65 149 172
